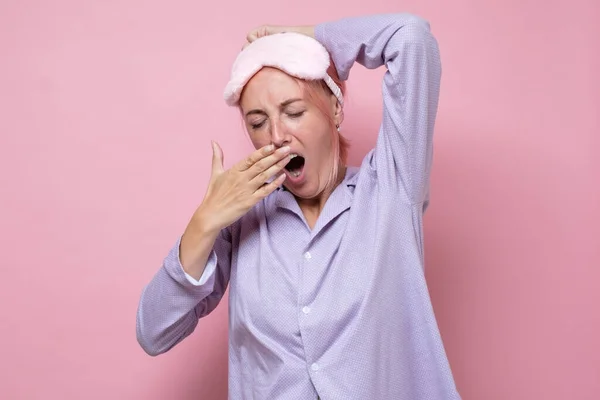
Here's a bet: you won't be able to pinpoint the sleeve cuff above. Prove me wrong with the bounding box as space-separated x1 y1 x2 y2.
163 235 218 293
183 253 218 286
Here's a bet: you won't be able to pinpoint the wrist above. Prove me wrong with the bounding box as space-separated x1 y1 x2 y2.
180 212 220 278
188 209 221 239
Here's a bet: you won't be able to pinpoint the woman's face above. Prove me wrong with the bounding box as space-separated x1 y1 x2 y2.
239 67 342 200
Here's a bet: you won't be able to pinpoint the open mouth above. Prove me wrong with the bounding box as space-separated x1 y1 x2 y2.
285 154 305 178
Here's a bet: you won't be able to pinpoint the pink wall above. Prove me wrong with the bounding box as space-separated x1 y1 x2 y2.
1 0 598 399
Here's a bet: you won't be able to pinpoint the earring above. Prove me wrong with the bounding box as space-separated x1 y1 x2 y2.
336 124 341 132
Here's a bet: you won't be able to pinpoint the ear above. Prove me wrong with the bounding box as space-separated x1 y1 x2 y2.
330 94 344 127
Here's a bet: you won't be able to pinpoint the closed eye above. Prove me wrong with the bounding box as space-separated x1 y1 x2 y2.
288 111 305 118
250 120 266 129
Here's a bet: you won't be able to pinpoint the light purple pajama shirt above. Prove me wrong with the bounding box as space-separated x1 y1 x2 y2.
137 13 461 400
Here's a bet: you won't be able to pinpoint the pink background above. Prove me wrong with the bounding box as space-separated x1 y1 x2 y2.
1 0 598 399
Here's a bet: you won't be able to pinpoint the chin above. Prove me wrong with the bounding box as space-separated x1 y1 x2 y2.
284 184 311 198
282 163 332 200
284 179 325 201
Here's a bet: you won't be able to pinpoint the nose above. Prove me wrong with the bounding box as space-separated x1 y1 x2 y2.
269 119 291 148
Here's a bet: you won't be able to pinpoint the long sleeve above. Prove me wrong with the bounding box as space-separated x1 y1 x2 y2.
136 228 232 356
315 13 441 206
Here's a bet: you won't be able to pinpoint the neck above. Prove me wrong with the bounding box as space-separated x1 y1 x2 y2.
296 165 347 228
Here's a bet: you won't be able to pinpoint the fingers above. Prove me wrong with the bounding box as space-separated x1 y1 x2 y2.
249 153 292 189
211 141 225 174
254 173 286 200
244 26 313 48
245 145 291 179
236 144 277 171
246 25 290 44
246 26 269 43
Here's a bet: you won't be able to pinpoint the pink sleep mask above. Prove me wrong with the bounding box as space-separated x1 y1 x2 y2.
223 32 344 107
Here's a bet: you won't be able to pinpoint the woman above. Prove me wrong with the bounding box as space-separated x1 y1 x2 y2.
137 12 461 400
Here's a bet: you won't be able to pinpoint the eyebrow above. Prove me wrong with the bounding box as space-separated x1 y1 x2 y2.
245 98 303 117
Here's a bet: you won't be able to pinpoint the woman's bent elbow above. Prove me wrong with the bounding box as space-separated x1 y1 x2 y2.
135 310 198 356
136 320 166 356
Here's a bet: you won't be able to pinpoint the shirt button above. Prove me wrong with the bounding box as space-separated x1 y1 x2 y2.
311 363 319 371
304 251 312 260
302 306 311 314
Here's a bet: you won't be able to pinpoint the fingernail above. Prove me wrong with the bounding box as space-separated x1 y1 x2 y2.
278 146 290 153
265 145 274 152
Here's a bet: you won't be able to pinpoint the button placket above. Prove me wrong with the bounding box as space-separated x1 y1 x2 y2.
301 250 313 316
300 246 320 377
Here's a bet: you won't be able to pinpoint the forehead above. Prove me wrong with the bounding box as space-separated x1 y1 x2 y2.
240 67 303 110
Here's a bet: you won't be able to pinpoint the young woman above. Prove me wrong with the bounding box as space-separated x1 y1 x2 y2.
137 12 461 400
